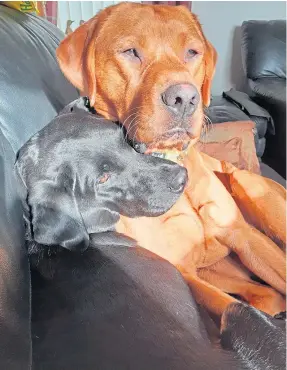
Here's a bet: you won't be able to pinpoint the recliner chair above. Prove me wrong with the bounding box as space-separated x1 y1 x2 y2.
241 19 286 178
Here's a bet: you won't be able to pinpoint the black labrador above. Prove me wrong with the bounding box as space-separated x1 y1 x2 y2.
15 98 285 370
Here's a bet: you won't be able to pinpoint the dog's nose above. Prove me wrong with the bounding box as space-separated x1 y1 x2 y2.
161 84 199 117
169 166 188 193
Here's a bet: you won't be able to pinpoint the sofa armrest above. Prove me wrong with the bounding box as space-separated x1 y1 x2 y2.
249 78 286 108
0 132 31 369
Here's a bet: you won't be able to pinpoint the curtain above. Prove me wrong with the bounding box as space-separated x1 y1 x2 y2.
39 1 191 34
57 1 122 33
36 1 58 25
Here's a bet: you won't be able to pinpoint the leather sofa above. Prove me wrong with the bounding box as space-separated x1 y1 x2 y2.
0 5 78 368
241 20 286 179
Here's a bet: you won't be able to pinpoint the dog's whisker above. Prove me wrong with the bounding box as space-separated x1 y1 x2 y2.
125 115 141 141
200 114 213 143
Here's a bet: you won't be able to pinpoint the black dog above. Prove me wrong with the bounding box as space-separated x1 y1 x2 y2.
15 98 285 370
15 98 187 257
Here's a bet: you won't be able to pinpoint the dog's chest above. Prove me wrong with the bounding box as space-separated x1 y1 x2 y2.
116 194 211 267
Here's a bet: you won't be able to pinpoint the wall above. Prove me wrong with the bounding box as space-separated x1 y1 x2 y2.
192 1 286 95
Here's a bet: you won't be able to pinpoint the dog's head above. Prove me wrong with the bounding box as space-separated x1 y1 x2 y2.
57 3 217 152
15 108 187 251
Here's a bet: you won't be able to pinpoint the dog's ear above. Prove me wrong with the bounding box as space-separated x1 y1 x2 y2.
28 181 89 251
56 6 115 107
202 40 217 107
190 13 217 107
56 16 98 105
15 157 89 251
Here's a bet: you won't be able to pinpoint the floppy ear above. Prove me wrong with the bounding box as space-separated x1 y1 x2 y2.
191 14 217 107
56 16 98 105
28 180 90 251
202 40 217 107
27 180 89 252
56 5 115 107
15 156 90 252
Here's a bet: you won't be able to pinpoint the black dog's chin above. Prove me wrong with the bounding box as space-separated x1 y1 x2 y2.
131 141 147 154
120 125 147 154
139 201 180 218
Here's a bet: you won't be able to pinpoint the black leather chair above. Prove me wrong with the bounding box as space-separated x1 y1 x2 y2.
241 20 286 179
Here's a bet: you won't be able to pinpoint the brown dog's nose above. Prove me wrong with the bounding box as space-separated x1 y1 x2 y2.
161 84 199 117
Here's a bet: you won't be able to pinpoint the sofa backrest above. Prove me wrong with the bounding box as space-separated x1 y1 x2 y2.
241 20 286 80
0 5 78 154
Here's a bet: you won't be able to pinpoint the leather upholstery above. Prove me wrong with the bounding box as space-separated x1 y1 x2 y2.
241 20 286 178
241 20 286 80
0 5 78 368
0 130 31 369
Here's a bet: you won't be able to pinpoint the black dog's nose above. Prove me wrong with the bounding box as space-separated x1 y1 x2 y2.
169 167 188 193
161 84 199 117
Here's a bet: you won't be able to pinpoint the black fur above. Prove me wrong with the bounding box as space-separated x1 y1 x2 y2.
221 303 286 370
15 98 187 257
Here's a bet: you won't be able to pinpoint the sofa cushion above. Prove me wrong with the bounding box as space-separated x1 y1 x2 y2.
196 121 260 174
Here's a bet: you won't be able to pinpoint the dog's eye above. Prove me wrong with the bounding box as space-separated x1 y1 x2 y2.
102 163 110 172
186 49 198 59
123 48 141 60
97 163 111 184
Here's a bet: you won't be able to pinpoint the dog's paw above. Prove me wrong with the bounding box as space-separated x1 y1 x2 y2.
274 311 286 320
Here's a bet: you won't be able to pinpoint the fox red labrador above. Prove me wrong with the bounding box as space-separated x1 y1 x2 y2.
57 2 286 317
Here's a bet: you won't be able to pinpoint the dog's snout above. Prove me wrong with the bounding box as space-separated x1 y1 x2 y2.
169 166 188 193
161 84 199 117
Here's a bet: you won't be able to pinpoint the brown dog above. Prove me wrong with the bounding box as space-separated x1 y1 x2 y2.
56 3 286 317
57 2 216 150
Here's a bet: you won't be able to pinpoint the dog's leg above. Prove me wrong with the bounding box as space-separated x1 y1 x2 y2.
198 256 286 316
176 265 238 316
223 168 286 249
223 224 286 295
197 200 286 296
